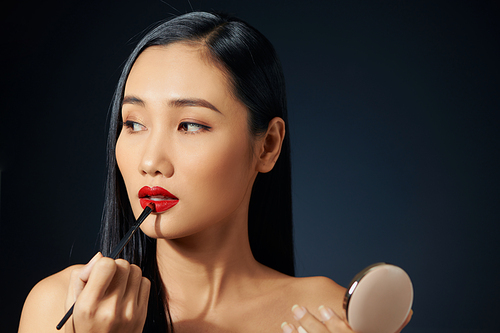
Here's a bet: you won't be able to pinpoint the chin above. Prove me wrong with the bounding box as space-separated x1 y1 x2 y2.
138 216 197 240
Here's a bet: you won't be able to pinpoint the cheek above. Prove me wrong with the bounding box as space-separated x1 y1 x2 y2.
187 135 255 203
115 134 139 190
115 135 128 176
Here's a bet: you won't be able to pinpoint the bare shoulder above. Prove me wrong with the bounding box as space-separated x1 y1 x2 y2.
18 265 83 333
285 275 347 317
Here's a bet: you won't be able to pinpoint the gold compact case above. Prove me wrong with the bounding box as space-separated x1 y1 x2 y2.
343 263 413 333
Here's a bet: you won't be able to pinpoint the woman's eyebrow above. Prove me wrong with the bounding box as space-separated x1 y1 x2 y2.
122 96 145 106
169 98 221 114
122 96 222 114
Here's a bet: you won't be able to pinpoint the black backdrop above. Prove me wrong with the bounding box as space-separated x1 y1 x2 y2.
1 1 499 332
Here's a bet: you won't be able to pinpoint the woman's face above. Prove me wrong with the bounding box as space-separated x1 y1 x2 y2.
116 43 260 239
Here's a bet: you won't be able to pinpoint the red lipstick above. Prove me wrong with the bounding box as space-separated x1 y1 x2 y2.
139 186 179 213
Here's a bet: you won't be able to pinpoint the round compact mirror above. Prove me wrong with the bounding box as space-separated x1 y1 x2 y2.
343 263 413 333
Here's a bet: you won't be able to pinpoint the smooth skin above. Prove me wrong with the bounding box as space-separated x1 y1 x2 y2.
19 43 411 333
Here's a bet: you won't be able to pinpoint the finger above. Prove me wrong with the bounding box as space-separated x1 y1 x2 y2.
404 309 413 325
70 252 103 302
394 309 413 333
121 263 149 321
137 276 151 309
106 259 131 300
134 276 151 328
69 267 84 304
122 264 143 304
80 257 117 304
281 322 296 333
281 322 309 333
292 305 329 333
65 266 84 333
318 305 351 332
78 252 103 283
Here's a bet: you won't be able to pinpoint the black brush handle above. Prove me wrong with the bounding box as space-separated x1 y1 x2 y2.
55 203 154 330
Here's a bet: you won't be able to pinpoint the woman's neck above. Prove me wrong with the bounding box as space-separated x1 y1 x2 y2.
155 215 265 317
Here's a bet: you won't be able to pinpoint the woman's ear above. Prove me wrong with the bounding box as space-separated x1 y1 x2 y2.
256 117 286 173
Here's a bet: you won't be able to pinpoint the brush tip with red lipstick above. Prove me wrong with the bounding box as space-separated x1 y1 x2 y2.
147 202 156 212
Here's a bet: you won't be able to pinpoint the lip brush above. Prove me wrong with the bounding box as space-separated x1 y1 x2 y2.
56 202 155 330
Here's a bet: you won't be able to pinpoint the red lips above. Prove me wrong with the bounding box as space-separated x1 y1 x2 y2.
138 186 179 213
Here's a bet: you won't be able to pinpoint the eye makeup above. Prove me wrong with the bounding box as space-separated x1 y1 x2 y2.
179 121 211 133
124 120 147 132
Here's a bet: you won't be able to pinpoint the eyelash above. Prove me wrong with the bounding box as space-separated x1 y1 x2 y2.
179 122 211 134
123 120 211 134
123 120 146 133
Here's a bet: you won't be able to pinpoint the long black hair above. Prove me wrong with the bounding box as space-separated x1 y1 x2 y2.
100 11 293 332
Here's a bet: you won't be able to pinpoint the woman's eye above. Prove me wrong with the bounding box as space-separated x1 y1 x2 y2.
179 122 210 133
124 120 146 132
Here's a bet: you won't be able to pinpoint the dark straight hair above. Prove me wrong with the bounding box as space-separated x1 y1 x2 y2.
100 11 293 332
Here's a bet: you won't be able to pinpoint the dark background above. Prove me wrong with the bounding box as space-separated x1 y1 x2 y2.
1 1 499 332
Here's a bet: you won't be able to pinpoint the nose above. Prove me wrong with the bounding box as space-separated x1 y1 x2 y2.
138 132 174 178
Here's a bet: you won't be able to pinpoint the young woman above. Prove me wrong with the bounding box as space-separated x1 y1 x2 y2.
19 12 411 333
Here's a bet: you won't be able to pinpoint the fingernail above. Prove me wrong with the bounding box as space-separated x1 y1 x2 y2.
292 304 307 320
79 252 102 280
297 327 308 333
318 305 334 321
88 252 102 264
281 322 294 333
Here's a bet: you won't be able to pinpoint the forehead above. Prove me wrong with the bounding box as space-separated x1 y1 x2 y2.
125 43 234 103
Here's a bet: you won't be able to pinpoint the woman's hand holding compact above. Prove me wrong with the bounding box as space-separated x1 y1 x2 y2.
281 305 412 333
281 305 353 333
64 253 150 333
